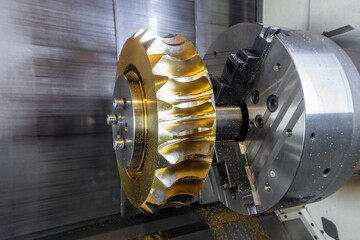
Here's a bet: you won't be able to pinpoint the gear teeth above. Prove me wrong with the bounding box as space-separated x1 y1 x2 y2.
158 138 214 165
139 203 153 214
133 28 146 38
127 29 215 213
162 34 187 45
164 178 205 202
155 159 211 188
157 76 213 105
146 193 160 205
136 29 159 43
144 38 197 60
153 55 206 77
147 53 163 68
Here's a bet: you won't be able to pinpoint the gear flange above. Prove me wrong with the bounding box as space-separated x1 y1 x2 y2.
110 29 216 213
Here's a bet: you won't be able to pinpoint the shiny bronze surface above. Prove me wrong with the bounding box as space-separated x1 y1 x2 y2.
113 30 216 212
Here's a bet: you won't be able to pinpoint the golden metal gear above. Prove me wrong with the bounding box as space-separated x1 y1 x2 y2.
113 29 216 213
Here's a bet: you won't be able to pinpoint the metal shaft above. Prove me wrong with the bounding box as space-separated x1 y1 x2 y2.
216 105 243 141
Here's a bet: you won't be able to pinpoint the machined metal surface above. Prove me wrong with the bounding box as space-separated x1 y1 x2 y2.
0 0 120 239
112 29 216 213
113 0 196 60
205 23 360 214
112 74 146 171
215 105 243 141
195 0 259 57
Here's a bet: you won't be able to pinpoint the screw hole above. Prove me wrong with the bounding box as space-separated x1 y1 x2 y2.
251 90 260 104
274 63 281 71
310 132 316 140
311 223 314 227
213 51 217 56
226 62 233 75
264 183 271 192
322 168 331 177
286 129 292 137
267 95 278 112
220 171 228 185
255 115 264 128
284 215 288 219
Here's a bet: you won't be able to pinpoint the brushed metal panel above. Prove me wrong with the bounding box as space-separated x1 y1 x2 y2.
0 0 119 238
195 0 258 57
309 0 360 34
114 0 196 59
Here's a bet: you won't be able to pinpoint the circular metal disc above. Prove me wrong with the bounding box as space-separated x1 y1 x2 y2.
115 37 159 209
205 23 360 214
112 73 145 170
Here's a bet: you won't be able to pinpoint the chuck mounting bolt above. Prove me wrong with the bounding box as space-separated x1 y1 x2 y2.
113 138 125 150
107 114 118 125
113 98 126 109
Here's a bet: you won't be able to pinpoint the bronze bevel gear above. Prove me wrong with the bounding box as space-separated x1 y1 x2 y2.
113 29 216 213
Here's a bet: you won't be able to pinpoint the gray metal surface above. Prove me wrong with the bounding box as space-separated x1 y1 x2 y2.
0 0 120 239
262 0 360 34
195 0 259 57
215 105 243 141
306 175 360 240
113 0 196 60
275 28 360 209
330 28 360 75
204 23 360 214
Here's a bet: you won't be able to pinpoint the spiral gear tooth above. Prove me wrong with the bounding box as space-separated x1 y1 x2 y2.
157 76 213 105
158 138 214 165
144 38 197 60
145 32 214 210
164 179 205 202
135 29 159 43
161 34 187 45
155 159 211 188
119 29 215 213
132 28 146 38
153 55 206 77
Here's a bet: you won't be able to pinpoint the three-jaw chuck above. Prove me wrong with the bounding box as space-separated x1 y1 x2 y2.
108 23 360 215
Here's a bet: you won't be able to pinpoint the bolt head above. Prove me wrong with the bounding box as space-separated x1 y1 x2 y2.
113 98 125 109
113 138 125 150
107 114 118 125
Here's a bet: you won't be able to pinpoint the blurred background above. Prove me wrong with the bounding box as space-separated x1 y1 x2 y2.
0 0 359 239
